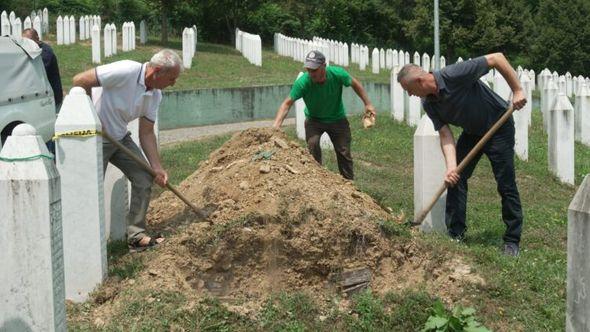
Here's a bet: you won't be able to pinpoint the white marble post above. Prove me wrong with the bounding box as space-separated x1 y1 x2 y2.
343 43 349 67
63 16 70 45
380 48 385 69
413 51 420 66
493 70 511 101
84 16 90 40
130 21 135 50
56 16 63 45
43 8 49 34
440 56 446 68
392 66 404 122
566 72 573 97
1 11 10 36
359 46 366 71
385 49 392 69
575 83 590 146
559 76 567 95
295 73 306 140
548 93 574 185
0 124 66 332
414 115 446 233
192 25 197 55
69 15 75 43
407 95 421 127
8 10 15 25
24 16 31 29
515 75 530 161
371 48 379 74
567 175 590 331
91 24 100 64
422 53 430 72
104 24 112 57
111 23 117 55
140 20 147 44
79 16 85 40
543 78 558 133
32 16 42 40
182 27 191 69
12 17 21 38
392 50 398 67
529 69 535 91
54 87 107 302
121 22 128 52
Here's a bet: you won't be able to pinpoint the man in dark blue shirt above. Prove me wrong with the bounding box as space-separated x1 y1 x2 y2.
397 53 527 257
22 28 63 109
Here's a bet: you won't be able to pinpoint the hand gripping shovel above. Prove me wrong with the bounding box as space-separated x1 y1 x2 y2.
101 131 214 221
411 104 515 226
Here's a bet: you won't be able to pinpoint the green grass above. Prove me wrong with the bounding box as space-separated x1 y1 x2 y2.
49 34 390 92
67 108 586 330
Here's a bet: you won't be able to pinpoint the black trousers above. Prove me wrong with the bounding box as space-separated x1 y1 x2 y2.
304 117 354 180
446 121 523 244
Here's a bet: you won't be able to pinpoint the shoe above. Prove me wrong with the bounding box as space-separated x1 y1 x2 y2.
448 232 464 243
503 242 519 257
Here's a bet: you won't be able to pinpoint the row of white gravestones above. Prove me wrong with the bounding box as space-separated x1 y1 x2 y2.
567 174 590 331
274 33 330 65
182 27 195 69
0 124 67 332
313 37 349 67
122 22 136 52
235 28 262 67
56 15 76 45
91 24 100 64
104 23 118 58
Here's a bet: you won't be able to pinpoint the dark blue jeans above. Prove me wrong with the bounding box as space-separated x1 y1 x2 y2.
446 121 523 244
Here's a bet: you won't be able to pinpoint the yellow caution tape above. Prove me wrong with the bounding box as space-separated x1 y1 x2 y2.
52 129 102 141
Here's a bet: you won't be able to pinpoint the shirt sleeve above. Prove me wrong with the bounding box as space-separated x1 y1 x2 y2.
423 102 445 131
96 60 137 89
440 56 489 86
289 75 307 101
333 67 352 87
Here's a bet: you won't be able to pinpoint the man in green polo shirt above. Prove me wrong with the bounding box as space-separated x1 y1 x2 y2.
273 50 376 180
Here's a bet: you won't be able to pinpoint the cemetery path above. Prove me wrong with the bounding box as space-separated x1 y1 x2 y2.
160 118 296 146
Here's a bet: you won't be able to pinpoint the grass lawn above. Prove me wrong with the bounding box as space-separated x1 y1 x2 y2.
49 35 391 92
69 109 588 331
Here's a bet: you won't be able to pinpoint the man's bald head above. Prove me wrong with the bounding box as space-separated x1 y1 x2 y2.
22 28 40 43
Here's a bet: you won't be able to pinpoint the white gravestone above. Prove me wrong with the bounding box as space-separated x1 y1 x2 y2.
121 22 128 51
543 78 558 133
56 16 63 45
414 115 447 233
84 16 90 40
33 16 42 40
1 11 9 36
24 16 31 29
91 24 100 64
567 175 590 331
0 124 66 332
385 48 392 69
63 16 70 45
371 48 379 74
43 8 49 34
379 48 385 69
566 72 573 97
408 95 421 127
405 51 410 66
493 70 511 100
413 51 420 66
515 75 530 161
548 93 574 185
295 73 306 140
575 83 590 146
12 17 21 38
182 27 192 69
359 46 366 71
104 24 112 57
391 67 403 122
69 15 75 44
140 20 147 44
559 76 567 95
111 23 117 55
440 56 446 68
343 43 349 67
55 87 107 302
422 53 430 72
8 11 15 24
131 21 136 50
79 16 85 40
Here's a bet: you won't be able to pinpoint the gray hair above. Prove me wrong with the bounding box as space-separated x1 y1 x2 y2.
397 64 424 83
149 49 183 72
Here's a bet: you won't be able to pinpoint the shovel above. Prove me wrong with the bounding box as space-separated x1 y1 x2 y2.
101 131 214 221
411 104 515 226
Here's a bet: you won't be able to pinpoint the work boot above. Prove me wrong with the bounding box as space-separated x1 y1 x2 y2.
503 242 520 257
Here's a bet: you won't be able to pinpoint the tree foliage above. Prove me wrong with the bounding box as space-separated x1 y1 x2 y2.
1 0 588 74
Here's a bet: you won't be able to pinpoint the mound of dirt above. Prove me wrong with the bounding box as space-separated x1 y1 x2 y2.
89 128 486 321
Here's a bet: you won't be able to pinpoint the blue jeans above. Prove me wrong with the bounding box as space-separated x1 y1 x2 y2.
445 121 523 244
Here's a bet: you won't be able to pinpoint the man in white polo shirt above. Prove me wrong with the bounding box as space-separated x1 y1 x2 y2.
73 49 182 249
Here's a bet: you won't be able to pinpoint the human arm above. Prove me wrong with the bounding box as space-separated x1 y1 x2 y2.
438 125 460 186
485 53 526 110
139 117 168 187
350 77 376 116
72 68 99 96
273 96 295 129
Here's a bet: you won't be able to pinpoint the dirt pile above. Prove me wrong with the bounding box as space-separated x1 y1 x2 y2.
90 128 486 320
